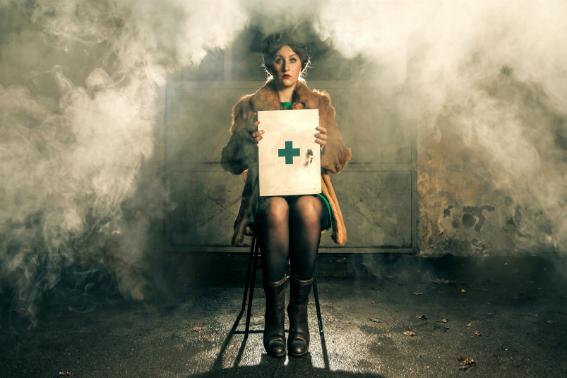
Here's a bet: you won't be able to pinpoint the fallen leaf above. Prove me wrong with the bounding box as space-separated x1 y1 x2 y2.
403 331 416 336
371 300 380 304
441 318 448 323
547 320 555 325
467 322 472 327
461 289 466 293
335 258 347 263
193 326 204 332
58 373 72 377
413 292 423 296
14 308 26 313
369 317 380 323
474 330 481 336
372 287 380 291
417 315 427 320
456 356 475 364
360 263 367 266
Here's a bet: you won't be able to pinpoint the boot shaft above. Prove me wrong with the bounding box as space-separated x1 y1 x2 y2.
262 277 287 358
263 276 286 305
289 276 313 304
287 276 313 357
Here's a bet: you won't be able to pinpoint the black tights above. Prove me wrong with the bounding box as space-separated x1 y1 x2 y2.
255 195 331 282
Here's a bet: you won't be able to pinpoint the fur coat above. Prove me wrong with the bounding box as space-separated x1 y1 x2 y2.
220 79 352 246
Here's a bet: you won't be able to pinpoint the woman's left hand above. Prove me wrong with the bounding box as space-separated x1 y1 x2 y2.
315 118 327 152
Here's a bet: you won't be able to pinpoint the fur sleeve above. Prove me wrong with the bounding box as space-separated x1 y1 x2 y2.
220 95 257 175
318 92 352 174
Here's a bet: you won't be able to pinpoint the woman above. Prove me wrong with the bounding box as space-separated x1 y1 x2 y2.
220 32 351 358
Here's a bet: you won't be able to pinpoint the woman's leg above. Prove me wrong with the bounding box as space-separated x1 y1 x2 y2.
255 196 290 282
286 195 330 357
254 196 290 358
288 195 330 280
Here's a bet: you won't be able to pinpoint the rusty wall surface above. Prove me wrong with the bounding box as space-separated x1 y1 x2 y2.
416 69 564 256
417 114 517 256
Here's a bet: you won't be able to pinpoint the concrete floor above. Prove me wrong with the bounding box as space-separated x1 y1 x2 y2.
1 253 567 377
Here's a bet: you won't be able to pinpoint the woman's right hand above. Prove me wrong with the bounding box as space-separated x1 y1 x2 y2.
251 117 264 147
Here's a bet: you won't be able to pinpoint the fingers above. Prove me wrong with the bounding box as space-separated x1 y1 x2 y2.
253 112 262 147
315 138 327 146
315 125 327 146
251 129 264 145
315 132 328 141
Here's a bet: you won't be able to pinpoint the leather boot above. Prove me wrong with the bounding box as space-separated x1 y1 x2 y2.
263 277 286 358
287 276 313 357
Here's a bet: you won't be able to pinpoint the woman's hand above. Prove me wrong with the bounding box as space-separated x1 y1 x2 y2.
315 118 327 152
251 113 264 147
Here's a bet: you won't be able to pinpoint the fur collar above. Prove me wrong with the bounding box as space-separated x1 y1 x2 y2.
250 80 322 112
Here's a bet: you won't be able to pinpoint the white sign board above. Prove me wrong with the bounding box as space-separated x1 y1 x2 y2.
258 109 321 197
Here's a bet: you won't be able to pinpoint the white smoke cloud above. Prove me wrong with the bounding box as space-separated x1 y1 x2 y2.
0 0 249 324
316 0 567 252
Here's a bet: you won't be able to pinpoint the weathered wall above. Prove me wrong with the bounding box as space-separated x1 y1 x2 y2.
416 68 564 256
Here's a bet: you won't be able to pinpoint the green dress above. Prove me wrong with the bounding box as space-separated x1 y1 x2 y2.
280 102 332 232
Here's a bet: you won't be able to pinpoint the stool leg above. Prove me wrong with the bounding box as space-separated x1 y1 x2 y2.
312 277 330 370
245 239 260 336
240 237 255 315
312 277 324 335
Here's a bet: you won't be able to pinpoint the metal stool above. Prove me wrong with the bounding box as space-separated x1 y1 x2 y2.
233 232 326 344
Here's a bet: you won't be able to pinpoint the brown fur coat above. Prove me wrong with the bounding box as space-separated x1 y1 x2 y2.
220 79 352 246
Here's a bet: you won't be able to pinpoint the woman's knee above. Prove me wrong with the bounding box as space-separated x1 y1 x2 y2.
290 196 323 223
257 197 289 225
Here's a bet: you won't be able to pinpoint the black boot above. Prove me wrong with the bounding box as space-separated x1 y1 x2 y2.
263 277 286 358
287 276 313 357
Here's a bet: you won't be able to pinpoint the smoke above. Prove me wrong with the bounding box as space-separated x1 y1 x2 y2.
0 0 248 325
3 0 567 325
315 0 567 254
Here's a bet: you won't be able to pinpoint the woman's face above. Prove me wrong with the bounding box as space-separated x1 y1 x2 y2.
271 45 302 89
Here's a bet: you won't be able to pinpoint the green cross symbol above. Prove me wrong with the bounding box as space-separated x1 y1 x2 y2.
278 141 300 164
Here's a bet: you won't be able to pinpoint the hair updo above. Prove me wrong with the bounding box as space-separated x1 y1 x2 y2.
261 32 310 78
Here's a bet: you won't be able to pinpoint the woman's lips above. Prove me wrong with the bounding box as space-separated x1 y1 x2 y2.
283 74 291 79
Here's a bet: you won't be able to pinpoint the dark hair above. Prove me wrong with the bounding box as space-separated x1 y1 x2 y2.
261 32 310 78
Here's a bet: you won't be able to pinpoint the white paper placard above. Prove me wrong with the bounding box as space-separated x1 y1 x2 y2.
258 109 321 196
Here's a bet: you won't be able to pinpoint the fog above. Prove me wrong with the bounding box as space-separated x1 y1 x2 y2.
1 0 567 325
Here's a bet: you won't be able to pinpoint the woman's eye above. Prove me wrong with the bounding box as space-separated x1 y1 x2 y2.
275 59 282 64
290 58 296 63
